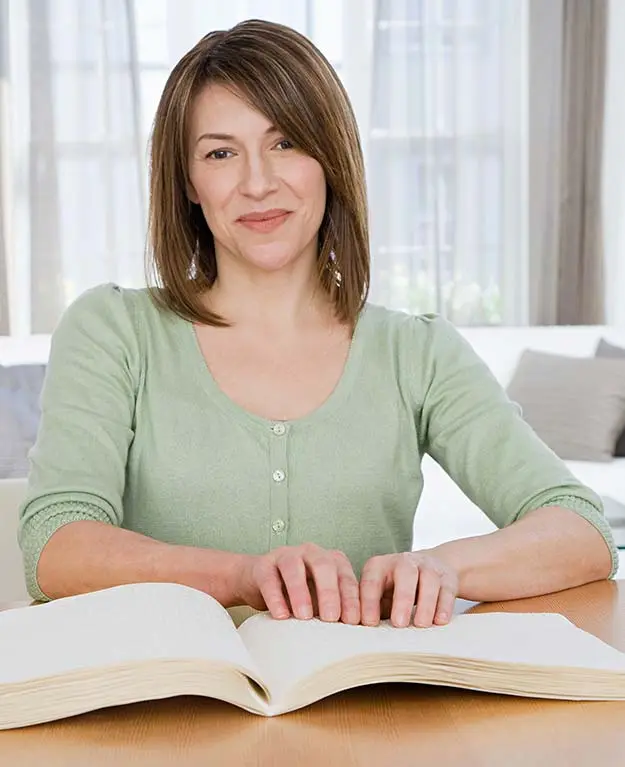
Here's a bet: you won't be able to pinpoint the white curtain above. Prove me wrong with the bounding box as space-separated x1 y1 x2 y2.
0 0 11 334
2 0 146 335
0 0 529 335
366 0 528 324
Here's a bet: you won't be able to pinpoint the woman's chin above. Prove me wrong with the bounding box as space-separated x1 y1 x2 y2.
240 249 304 274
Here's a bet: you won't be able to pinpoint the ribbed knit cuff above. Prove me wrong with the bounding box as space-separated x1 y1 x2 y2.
540 495 620 579
20 502 113 602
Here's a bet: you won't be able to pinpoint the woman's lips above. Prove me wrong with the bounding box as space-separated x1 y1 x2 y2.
237 211 291 233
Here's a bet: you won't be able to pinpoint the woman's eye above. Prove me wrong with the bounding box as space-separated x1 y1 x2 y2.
275 139 294 151
206 149 233 160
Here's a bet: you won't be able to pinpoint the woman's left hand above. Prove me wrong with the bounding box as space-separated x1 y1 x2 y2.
359 551 459 628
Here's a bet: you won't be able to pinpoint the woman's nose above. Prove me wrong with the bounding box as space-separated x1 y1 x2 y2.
239 155 279 199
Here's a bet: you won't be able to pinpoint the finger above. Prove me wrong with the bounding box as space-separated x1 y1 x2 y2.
256 561 291 619
277 554 314 619
413 568 442 627
390 558 420 628
308 554 341 622
335 554 360 625
360 557 389 626
434 580 457 625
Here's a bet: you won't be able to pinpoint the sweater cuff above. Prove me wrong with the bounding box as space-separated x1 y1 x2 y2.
540 495 620 579
20 501 113 602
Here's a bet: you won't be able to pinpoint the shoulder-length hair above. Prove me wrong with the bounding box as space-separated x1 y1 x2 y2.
146 19 370 327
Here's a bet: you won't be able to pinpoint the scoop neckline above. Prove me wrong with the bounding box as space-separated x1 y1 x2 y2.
178 304 370 432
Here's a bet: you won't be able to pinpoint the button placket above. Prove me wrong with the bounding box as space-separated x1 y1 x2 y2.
268 423 289 549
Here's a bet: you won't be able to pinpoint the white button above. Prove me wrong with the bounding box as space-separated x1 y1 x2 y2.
272 469 286 483
272 519 286 534
271 423 286 436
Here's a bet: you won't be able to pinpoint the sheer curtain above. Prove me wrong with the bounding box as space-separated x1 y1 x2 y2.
0 0 10 334
0 0 530 335
366 0 528 324
2 0 146 336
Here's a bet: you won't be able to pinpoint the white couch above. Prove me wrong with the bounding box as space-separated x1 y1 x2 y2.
1 326 624 601
0 479 30 602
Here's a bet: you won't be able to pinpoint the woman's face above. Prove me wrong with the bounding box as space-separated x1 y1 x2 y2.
187 84 327 276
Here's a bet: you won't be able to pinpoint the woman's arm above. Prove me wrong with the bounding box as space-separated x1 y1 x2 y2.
16 284 222 602
358 504 612 628
414 316 618 587
36 520 247 605
18 285 254 606
430 505 612 602
357 317 618 628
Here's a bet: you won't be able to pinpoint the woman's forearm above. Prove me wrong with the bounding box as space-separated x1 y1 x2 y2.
36 520 248 605
430 506 613 603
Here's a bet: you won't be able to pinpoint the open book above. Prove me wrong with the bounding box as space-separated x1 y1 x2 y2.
2 581 625 729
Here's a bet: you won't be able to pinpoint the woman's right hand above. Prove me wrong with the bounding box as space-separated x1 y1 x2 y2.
236 543 361 624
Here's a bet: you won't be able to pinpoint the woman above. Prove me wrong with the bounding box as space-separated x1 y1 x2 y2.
18 20 616 630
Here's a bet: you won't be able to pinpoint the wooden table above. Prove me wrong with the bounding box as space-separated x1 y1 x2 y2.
1 581 624 767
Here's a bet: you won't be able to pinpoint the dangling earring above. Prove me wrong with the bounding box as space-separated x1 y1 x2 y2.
327 249 342 286
187 237 199 280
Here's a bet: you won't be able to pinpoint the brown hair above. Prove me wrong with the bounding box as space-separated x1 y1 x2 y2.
146 19 370 327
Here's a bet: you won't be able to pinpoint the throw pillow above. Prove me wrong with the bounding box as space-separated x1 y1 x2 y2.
595 339 625 457
0 388 34 478
506 350 625 462
0 364 45 479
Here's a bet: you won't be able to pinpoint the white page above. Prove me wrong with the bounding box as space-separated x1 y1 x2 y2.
0 582 260 685
239 611 625 701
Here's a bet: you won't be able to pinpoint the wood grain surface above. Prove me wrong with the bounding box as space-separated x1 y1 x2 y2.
1 580 624 767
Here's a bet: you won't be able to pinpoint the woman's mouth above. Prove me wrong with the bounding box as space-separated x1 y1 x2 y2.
237 210 291 233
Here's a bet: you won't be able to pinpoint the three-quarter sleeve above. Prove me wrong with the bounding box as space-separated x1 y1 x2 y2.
414 314 618 577
18 284 141 600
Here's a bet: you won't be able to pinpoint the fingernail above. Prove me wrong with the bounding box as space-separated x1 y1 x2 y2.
298 605 313 619
322 609 340 622
436 612 448 624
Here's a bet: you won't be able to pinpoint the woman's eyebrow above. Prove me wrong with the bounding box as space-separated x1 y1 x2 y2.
195 126 279 145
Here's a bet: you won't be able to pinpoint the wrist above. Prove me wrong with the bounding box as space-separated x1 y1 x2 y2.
165 544 252 608
226 553 261 609
427 540 472 595
428 531 505 601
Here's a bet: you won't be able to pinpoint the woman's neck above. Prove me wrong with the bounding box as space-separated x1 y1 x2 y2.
205 262 336 332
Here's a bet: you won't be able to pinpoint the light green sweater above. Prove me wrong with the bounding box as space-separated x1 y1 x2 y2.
18 284 618 601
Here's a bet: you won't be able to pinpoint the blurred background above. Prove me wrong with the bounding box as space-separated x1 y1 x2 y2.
0 0 621 337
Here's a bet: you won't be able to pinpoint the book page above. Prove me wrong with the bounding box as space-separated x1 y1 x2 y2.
0 582 261 685
239 611 625 706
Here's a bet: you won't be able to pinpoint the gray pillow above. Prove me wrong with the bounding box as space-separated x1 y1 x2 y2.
506 350 625 462
0 364 45 479
0 363 46 397
595 339 625 457
0 388 35 478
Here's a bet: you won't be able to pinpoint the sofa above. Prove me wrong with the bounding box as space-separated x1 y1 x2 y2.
1 325 624 602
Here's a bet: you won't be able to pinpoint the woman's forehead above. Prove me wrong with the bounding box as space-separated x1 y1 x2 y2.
189 84 276 138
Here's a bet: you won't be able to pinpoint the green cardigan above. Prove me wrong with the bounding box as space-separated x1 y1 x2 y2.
18 285 618 600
